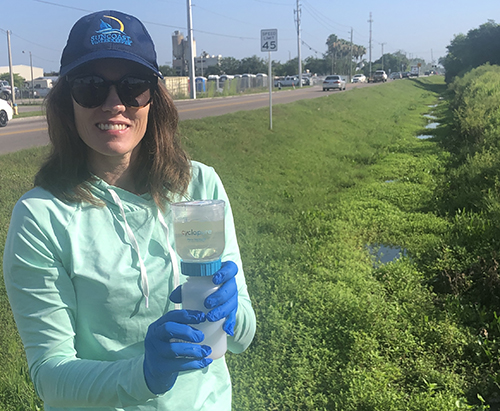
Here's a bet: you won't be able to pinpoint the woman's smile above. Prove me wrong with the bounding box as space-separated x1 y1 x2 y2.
72 59 150 169
96 122 130 131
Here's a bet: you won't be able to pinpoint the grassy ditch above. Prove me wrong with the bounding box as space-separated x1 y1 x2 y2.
0 76 490 409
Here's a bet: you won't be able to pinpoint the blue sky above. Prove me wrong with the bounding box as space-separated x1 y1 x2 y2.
1 0 500 74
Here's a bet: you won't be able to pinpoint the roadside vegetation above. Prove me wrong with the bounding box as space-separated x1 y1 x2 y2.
10 109 44 119
2 72 499 409
440 20 500 83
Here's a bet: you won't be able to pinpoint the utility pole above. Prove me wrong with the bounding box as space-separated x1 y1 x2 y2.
7 30 16 106
187 0 196 99
23 50 34 102
349 28 353 82
368 12 373 78
380 42 386 71
294 0 302 87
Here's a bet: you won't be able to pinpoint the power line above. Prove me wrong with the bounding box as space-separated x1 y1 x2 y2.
300 1 369 55
9 31 60 52
30 0 257 41
192 5 261 28
301 0 351 30
32 0 91 13
251 0 291 5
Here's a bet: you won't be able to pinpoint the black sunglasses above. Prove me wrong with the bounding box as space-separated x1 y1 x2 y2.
68 74 157 108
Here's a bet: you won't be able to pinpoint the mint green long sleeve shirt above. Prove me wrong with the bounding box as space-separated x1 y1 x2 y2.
3 161 256 411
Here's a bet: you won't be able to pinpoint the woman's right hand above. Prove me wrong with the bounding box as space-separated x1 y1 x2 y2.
143 310 212 394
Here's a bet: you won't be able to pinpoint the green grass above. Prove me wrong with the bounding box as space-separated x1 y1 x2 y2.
13 110 44 119
0 148 49 410
0 77 489 409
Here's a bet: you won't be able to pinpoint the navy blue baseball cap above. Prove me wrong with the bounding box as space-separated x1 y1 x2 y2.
60 10 163 78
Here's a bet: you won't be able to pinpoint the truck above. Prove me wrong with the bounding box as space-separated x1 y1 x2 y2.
369 70 387 83
31 76 58 98
410 65 420 77
274 75 306 88
0 80 12 100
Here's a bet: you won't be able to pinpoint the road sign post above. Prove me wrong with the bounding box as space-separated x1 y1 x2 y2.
261 29 278 130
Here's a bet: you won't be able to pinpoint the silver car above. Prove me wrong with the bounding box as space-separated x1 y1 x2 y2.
323 75 346 91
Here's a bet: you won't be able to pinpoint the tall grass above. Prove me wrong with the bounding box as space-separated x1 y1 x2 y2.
0 77 489 409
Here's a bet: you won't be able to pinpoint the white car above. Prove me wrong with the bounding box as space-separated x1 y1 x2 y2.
322 75 346 91
352 74 366 83
0 99 13 127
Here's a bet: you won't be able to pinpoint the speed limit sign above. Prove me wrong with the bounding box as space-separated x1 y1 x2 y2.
261 29 278 52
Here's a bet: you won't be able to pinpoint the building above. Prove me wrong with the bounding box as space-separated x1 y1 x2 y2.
0 64 44 84
195 52 222 76
172 30 196 76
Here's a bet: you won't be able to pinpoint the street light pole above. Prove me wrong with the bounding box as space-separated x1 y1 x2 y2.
7 30 16 106
23 50 34 102
380 42 386 71
187 0 196 99
368 12 373 79
349 28 353 83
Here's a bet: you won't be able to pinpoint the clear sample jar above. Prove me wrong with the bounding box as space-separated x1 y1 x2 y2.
171 200 227 359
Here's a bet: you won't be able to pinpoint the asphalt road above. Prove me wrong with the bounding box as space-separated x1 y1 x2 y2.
0 82 377 155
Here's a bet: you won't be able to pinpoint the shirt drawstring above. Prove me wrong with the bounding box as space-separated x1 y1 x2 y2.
108 189 180 310
108 189 150 308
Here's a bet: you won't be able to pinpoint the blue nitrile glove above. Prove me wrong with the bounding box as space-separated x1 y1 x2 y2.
170 261 239 336
206 261 239 336
143 310 213 395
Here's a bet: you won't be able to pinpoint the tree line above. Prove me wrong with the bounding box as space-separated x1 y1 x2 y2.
159 32 434 79
159 34 368 77
440 19 500 83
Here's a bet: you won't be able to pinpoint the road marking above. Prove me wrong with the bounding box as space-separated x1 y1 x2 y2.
0 127 47 137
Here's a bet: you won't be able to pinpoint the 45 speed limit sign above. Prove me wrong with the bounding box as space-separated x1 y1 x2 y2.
261 29 278 52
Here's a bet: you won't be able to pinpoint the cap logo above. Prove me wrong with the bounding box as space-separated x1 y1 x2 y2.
90 15 132 46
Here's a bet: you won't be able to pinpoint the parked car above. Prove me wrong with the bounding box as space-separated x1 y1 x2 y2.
389 72 402 80
0 99 13 127
323 75 346 91
352 74 366 83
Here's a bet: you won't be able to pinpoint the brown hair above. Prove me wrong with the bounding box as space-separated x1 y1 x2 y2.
35 78 191 211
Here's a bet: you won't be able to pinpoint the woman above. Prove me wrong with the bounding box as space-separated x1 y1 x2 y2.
3 10 256 411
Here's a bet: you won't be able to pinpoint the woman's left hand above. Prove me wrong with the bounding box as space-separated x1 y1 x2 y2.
206 261 238 336
170 261 238 336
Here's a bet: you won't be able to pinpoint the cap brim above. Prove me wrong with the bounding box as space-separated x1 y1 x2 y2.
60 49 163 79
